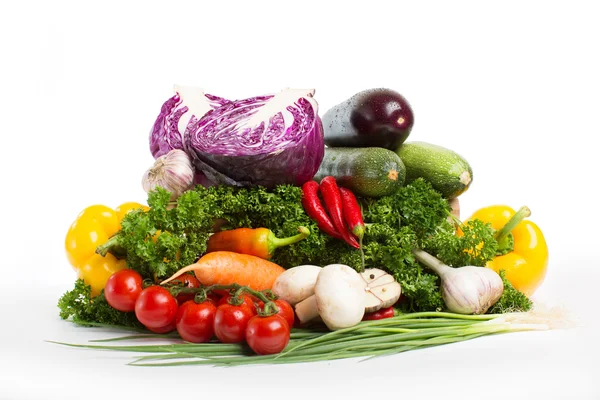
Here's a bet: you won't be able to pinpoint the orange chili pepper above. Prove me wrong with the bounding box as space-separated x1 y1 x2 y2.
206 227 310 259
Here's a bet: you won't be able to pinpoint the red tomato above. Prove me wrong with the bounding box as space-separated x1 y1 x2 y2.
206 293 221 307
245 314 290 355
176 300 217 343
147 320 176 334
213 304 254 343
363 306 395 321
135 286 178 329
104 270 143 312
219 294 256 314
273 300 295 328
255 300 295 328
169 274 201 304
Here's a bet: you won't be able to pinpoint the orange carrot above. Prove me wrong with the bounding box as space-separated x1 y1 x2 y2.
160 251 286 291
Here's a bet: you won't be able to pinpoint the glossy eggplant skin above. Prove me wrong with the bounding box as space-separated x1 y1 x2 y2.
322 88 414 150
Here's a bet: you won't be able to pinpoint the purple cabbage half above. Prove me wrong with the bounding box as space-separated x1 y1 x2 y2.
149 85 229 159
184 89 324 188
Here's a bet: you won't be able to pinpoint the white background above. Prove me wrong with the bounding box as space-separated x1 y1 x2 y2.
1 1 599 399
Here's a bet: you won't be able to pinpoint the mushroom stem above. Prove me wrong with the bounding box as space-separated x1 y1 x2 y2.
295 295 319 324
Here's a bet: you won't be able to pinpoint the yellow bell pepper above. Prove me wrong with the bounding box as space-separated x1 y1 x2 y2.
64 202 149 296
465 205 548 297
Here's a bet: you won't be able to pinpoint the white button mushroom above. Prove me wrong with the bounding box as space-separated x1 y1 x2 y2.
271 265 322 306
295 264 366 331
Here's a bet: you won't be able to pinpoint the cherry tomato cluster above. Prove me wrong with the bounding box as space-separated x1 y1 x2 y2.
104 270 293 355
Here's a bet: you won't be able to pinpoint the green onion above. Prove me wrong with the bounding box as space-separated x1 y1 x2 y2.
49 308 568 367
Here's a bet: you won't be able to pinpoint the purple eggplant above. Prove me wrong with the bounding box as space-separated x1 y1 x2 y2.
322 88 414 150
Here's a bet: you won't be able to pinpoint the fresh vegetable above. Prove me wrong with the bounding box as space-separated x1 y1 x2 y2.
175 300 217 343
147 320 177 334
488 270 533 313
104 270 143 312
272 300 295 329
314 147 405 198
214 303 254 343
65 204 133 296
396 141 473 198
60 180 529 327
142 149 195 201
252 299 295 328
360 268 402 313
168 274 201 304
115 202 151 220
319 176 360 248
161 251 286 292
412 249 504 314
465 205 548 297
339 187 365 240
134 286 178 329
301 181 343 240
207 226 310 260
218 293 256 313
271 265 322 306
295 264 366 330
245 314 291 355
322 88 414 150
363 306 395 321
149 85 229 159
52 308 568 366
184 88 324 188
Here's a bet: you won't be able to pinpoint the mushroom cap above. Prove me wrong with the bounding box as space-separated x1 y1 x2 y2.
272 265 322 306
315 264 365 330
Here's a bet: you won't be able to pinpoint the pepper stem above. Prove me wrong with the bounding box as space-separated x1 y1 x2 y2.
494 206 531 243
267 226 310 256
96 234 125 258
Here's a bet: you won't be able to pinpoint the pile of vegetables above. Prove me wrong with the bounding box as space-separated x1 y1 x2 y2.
56 86 552 365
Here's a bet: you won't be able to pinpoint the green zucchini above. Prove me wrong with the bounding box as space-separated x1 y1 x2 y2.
395 141 473 198
314 147 405 198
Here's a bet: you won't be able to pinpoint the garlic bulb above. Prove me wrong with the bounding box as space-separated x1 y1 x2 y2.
440 266 504 314
142 149 195 200
412 249 504 315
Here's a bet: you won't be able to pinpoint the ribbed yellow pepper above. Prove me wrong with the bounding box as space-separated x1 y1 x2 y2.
465 205 548 297
64 202 149 296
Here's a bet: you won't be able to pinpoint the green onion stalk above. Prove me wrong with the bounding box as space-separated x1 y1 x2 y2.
49 307 571 367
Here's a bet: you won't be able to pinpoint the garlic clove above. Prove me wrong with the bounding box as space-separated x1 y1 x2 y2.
360 268 402 313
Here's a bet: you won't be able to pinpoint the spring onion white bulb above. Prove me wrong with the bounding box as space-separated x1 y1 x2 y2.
142 149 195 200
412 249 504 315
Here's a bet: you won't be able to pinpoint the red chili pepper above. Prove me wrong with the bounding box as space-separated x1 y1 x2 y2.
301 181 342 240
363 306 395 321
339 187 365 240
319 177 360 249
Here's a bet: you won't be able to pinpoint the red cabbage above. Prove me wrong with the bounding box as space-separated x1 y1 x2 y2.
149 85 229 159
184 89 324 188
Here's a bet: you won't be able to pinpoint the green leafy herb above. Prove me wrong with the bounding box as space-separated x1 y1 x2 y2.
488 270 533 313
423 219 498 267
